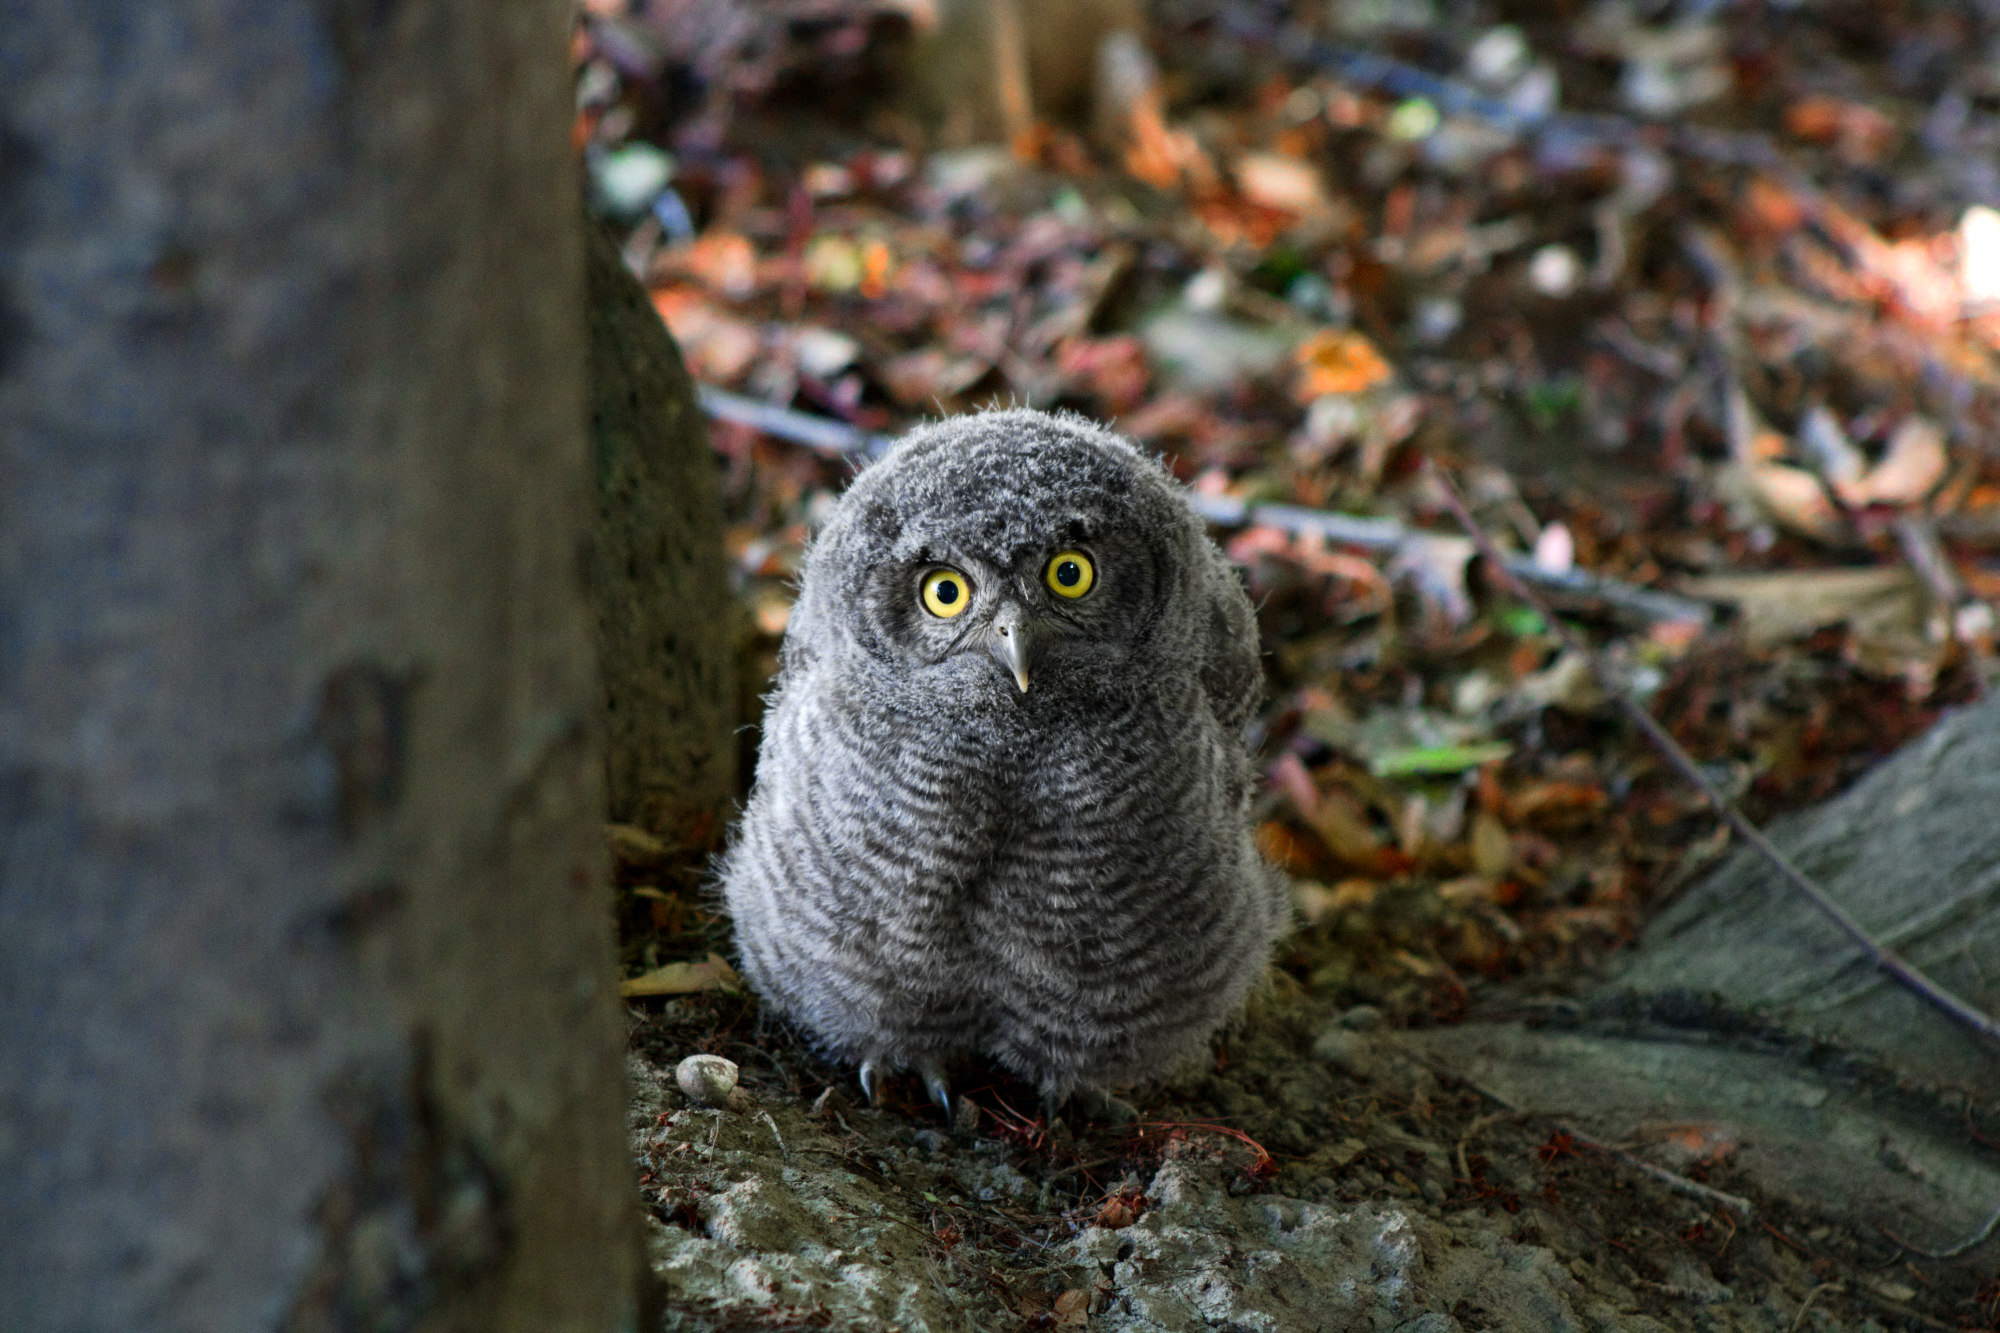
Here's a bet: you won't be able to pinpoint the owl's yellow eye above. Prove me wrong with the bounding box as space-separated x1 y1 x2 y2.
920 568 972 618
1044 550 1095 599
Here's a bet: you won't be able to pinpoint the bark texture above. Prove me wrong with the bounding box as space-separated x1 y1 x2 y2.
1616 688 2000 1098
903 0 1144 146
584 224 736 844
0 5 636 1331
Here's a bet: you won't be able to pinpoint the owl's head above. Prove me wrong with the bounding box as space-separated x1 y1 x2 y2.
789 409 1206 706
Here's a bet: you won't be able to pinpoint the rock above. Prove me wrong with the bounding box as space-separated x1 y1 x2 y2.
676 1054 739 1108
1069 1153 1595 1332
1337 1004 1384 1032
1311 1025 1379 1081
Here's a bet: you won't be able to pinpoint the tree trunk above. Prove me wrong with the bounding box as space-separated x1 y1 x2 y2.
0 5 636 1331
584 223 737 847
902 0 1144 146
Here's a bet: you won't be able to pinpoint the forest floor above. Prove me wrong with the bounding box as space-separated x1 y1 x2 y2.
585 1 2000 1326
638 980 1981 1332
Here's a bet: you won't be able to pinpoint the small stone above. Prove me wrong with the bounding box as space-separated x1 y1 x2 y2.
1963 205 2000 305
675 1054 739 1108
590 143 674 218
1312 1026 1379 1081
1466 25 1528 87
1339 1004 1384 1031
1528 245 1580 298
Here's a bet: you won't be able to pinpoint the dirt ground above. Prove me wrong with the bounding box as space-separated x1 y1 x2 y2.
638 981 1993 1331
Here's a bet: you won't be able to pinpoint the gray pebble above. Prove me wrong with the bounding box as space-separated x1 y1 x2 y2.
1312 1026 1379 1081
1339 1004 1384 1031
676 1053 739 1108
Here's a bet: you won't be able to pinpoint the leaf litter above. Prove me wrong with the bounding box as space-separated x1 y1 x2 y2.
582 1 2000 1326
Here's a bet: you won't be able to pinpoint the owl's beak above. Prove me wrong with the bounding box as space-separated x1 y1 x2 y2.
987 605 1034 693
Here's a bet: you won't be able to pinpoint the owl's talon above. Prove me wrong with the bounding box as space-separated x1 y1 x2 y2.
858 1060 883 1107
919 1064 953 1128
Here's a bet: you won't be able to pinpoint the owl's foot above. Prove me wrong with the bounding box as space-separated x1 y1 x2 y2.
858 1060 884 1107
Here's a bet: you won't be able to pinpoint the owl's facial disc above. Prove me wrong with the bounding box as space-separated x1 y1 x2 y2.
986 602 1034 693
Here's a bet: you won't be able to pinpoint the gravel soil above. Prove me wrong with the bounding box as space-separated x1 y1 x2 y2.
638 984 1980 1332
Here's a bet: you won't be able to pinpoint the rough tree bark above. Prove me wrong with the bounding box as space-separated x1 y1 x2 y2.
0 5 636 1331
584 223 736 847
903 0 1144 146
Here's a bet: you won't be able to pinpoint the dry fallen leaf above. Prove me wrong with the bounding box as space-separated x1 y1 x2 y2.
1313 787 1384 865
1682 566 1920 650
1095 1196 1138 1228
1839 416 1948 508
1470 809 1514 879
1293 329 1394 400
680 230 758 297
651 289 761 382
1235 151 1330 216
621 953 743 998
1388 532 1476 626
1738 460 1850 544
608 822 669 866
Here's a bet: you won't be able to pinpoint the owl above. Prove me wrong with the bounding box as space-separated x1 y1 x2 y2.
721 409 1289 1119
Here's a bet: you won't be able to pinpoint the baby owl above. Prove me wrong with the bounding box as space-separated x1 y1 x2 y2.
722 409 1289 1117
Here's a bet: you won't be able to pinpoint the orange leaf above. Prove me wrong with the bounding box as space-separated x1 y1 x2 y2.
1294 329 1393 401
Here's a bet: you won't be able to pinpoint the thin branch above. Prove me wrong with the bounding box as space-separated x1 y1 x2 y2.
1881 1196 2000 1261
696 386 1711 625
1558 1122 1753 1220
1426 458 2000 1055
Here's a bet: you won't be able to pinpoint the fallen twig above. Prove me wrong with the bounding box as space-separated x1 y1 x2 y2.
1426 459 2000 1056
758 1108 790 1164
1557 1122 1753 1220
1880 1196 2000 1261
696 386 1710 625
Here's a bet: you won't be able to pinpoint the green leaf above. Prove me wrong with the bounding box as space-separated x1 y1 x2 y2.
1369 741 1512 777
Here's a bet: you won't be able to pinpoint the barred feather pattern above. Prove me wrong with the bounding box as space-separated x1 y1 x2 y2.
720 410 1290 1100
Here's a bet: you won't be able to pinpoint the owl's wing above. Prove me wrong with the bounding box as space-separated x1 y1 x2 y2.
1197 541 1263 733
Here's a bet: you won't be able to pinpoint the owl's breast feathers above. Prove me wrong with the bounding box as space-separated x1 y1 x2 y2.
731 652 1276 1089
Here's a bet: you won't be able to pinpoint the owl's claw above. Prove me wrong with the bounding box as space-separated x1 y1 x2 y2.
918 1063 953 1128
858 1060 883 1107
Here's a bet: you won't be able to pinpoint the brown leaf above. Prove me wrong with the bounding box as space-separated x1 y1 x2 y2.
1313 787 1383 866
608 822 669 866
1683 566 1920 650
1839 416 1948 507
1095 1197 1138 1228
1293 877 1378 925
1235 151 1330 216
1470 810 1514 879
1053 1287 1091 1327
1738 460 1850 544
1507 781 1608 829
621 953 742 998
